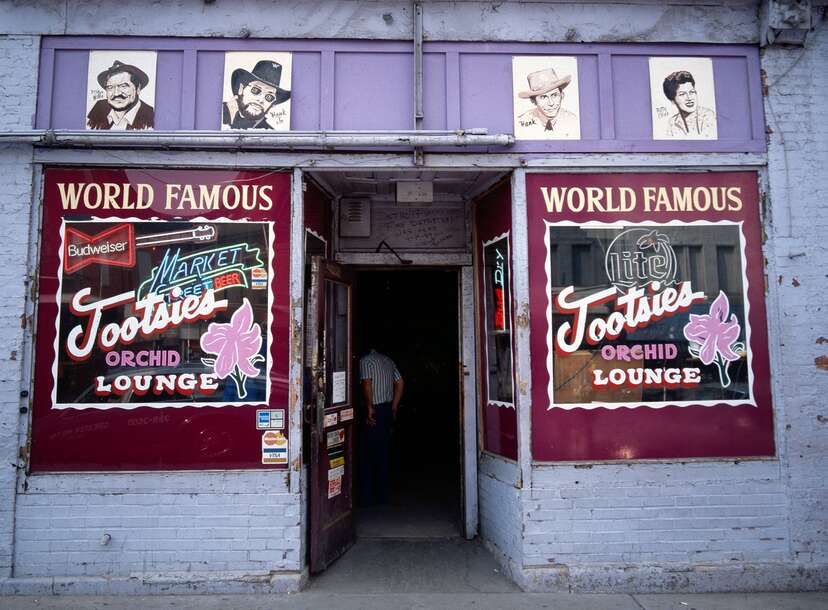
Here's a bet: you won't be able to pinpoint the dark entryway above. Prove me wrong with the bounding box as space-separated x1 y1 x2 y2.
353 269 461 538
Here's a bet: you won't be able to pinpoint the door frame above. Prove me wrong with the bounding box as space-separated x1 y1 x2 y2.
294 170 482 575
460 265 479 538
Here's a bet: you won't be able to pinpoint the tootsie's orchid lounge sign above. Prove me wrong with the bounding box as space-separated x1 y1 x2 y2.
527 172 774 461
31 169 291 471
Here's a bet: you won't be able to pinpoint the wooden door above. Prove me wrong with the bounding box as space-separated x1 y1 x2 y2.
307 257 356 573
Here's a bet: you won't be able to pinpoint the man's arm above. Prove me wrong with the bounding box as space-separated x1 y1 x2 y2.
391 377 404 419
361 378 376 426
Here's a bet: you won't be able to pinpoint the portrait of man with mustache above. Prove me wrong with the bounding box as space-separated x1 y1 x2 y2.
86 60 155 131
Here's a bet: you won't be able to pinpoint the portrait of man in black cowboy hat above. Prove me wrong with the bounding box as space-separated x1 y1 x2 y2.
86 54 155 131
222 54 292 130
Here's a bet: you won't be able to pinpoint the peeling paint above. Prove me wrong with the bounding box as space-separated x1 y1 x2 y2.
792 277 800 287
515 302 530 329
816 337 828 344
815 356 828 371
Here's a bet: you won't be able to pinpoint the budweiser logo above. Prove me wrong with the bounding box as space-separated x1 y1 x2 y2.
64 223 135 273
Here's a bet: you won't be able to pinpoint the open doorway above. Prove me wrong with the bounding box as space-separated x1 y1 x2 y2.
353 268 461 538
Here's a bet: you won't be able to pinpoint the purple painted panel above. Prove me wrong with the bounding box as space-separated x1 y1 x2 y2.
51 50 88 129
714 56 752 141
577 55 601 141
154 51 183 130
611 55 652 141
291 52 322 131
194 51 224 130
422 53 447 130
459 54 513 136
35 48 54 129
334 52 414 130
36 37 765 153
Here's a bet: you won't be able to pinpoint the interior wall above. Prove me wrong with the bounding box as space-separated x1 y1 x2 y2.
353 270 460 490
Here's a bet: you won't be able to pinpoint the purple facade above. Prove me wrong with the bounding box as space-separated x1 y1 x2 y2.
37 37 764 153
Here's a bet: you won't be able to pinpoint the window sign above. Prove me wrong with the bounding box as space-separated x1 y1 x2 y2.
56 220 272 408
527 172 774 461
482 234 514 407
31 168 291 471
547 222 747 408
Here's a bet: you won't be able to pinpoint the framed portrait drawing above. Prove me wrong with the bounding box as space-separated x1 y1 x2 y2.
649 57 718 140
86 50 157 131
222 51 293 131
512 56 581 141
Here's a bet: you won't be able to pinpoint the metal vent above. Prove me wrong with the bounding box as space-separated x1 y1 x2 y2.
339 199 371 237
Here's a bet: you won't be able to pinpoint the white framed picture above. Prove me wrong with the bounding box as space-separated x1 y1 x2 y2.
222 51 292 131
86 50 157 130
512 56 580 140
649 57 718 140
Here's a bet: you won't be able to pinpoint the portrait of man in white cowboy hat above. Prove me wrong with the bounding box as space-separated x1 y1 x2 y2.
85 51 157 131
222 52 292 130
512 56 581 140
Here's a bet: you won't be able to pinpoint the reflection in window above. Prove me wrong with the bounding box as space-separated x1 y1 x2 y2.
717 245 737 295
483 236 514 405
327 280 349 403
549 223 749 406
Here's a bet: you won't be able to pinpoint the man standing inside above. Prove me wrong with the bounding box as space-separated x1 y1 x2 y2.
87 61 155 130
359 344 404 506
662 70 717 138
222 60 291 130
516 67 579 138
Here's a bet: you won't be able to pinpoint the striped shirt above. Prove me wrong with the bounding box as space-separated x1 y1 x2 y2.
359 350 401 404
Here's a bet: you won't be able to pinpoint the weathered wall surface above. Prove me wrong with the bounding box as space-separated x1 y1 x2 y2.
477 455 523 578
762 16 828 568
1 0 759 43
0 32 40 579
521 462 795 591
11 473 302 593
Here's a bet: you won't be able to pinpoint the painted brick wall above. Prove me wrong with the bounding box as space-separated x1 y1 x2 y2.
762 18 828 566
523 462 788 567
478 454 523 576
14 473 302 585
0 33 40 579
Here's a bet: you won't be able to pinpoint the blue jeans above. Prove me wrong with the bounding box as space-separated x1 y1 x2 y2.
360 402 393 506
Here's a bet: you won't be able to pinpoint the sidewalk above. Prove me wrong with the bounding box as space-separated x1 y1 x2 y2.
2 591 827 609
1 539 825 609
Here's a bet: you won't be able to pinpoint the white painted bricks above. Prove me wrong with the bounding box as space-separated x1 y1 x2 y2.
13 473 302 580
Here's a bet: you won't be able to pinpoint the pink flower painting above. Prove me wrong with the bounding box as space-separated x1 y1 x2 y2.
682 291 745 388
200 298 264 400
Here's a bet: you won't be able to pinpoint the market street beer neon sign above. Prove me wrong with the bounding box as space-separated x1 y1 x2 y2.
137 242 264 301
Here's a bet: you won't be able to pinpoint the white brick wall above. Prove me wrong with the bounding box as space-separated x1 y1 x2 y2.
763 18 828 567
0 33 40 580
478 454 523 577
14 473 302 587
523 462 788 567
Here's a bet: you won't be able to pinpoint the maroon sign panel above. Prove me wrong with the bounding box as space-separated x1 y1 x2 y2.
527 172 774 461
31 168 292 471
475 181 517 460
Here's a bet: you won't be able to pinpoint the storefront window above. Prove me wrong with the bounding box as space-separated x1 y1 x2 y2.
483 235 514 406
57 220 272 407
31 168 292 471
527 172 775 461
548 223 748 406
